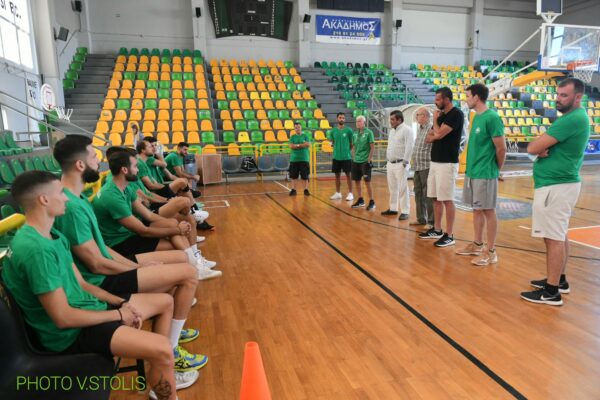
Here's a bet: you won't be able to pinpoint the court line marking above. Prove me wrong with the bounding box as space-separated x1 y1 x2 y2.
201 190 288 198
519 225 600 250
568 240 600 251
266 193 527 400
568 225 600 231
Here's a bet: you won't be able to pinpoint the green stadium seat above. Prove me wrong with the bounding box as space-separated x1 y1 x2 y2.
270 92 281 100
63 79 75 89
118 47 128 55
183 72 194 80
147 80 159 89
116 99 130 109
182 49 192 57
222 131 235 143
201 131 215 144
161 56 171 64
23 158 35 171
296 100 307 110
172 72 183 81
226 92 238 100
251 131 264 143
10 159 25 176
140 48 150 56
184 89 195 99
70 62 82 71
158 89 170 99
159 81 171 89
193 50 202 57
76 47 88 55
297 120 307 129
217 100 229 110
307 100 318 109
73 54 86 63
232 75 243 83
267 110 279 120
235 121 247 131
123 72 136 80
137 72 149 81
242 75 253 83
278 110 290 119
346 100 356 108
280 92 291 100
247 120 259 130
172 49 182 57
151 48 160 56
193 57 203 64
32 156 46 171
161 49 171 57
144 99 157 109
302 110 313 119
243 110 256 120
129 48 139 56
198 110 211 120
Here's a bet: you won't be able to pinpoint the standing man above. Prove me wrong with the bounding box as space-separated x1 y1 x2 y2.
419 87 464 247
351 115 376 210
456 83 506 266
328 112 354 202
288 122 311 196
521 78 590 306
411 107 434 227
381 110 415 220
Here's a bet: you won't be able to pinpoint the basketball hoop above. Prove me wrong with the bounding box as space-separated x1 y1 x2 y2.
567 60 597 84
53 106 74 121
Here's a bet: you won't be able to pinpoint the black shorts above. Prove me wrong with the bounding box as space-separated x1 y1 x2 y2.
149 201 165 213
100 269 139 296
289 161 309 180
111 235 160 261
332 159 352 174
351 162 372 182
154 184 176 198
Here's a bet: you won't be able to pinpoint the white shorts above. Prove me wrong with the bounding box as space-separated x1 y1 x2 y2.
531 182 581 241
427 162 458 201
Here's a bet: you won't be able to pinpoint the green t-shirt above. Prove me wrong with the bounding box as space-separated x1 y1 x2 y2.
289 133 310 162
146 156 165 184
533 107 590 189
54 189 114 286
352 128 375 163
92 180 137 246
165 152 183 176
465 109 505 179
137 156 155 183
105 172 148 197
328 126 353 161
1 225 107 352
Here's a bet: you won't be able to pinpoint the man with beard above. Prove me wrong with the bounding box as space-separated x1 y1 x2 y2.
419 87 464 247
521 78 590 306
328 112 354 201
52 135 210 373
92 151 221 279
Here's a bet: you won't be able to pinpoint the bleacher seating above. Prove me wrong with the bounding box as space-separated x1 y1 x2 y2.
62 47 88 90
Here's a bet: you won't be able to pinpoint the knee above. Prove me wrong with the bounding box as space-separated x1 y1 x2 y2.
149 335 174 364
183 264 198 284
159 293 175 314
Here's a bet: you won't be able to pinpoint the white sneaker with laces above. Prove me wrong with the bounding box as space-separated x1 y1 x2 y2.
330 192 342 200
148 370 199 399
197 265 222 280
346 193 354 201
200 257 217 269
192 209 209 223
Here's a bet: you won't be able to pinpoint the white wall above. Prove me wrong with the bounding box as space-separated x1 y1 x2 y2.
479 15 540 63
0 70 29 132
86 0 194 53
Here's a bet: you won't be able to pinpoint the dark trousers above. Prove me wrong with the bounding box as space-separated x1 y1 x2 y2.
413 169 434 225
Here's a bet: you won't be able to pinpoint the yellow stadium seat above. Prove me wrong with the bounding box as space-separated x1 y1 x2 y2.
228 143 241 156
293 91 303 100
253 100 264 110
157 120 170 132
272 120 283 130
129 109 142 121
542 118 551 125
188 131 201 144
276 130 288 142
314 130 327 141
143 109 156 121
263 100 274 110
102 99 116 110
99 110 113 121
114 110 128 121
134 80 146 89
319 120 331 129
108 133 123 146
171 120 184 132
184 80 195 89
172 89 183 99
161 64 171 73
172 110 185 121
185 99 196 109
127 55 137 64
256 83 267 92
194 65 204 73
122 132 134 146
160 72 170 81
277 83 287 91
157 132 170 144
158 109 170 121
95 121 109 135
284 120 294 130
126 64 136 72
314 109 324 119
109 80 120 89
238 131 250 142
92 133 106 147
197 89 208 99
110 121 125 134
114 63 125 72
248 60 257 67
172 131 185 143
148 72 159 80
203 145 217 154
146 89 157 99
260 120 272 130
223 75 232 83
133 89 145 99
149 64 159 72
241 100 252 110
248 92 258 100
280 68 288 76
216 91 226 100
230 100 240 110
172 56 182 65
235 82 245 91
183 64 193 72
256 110 267 120
116 55 126 63
223 120 234 131
239 60 248 67
285 100 295 109
290 67 298 76
200 120 213 131
232 110 243 120
183 57 192 65
239 92 249 100
158 99 170 110
209 59 218 67
185 109 196 120
106 89 118 99
172 99 183 110
321 141 333 153
185 120 197 132
220 110 231 120
196 80 206 90
120 81 133 90
172 80 182 89
508 118 517 127
198 99 209 109
111 72 123 81
291 110 301 120
264 130 276 142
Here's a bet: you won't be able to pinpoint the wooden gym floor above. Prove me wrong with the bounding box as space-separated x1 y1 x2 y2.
112 165 600 400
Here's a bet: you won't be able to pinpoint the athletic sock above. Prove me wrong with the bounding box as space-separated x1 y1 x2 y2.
544 283 559 296
560 274 567 283
169 319 186 350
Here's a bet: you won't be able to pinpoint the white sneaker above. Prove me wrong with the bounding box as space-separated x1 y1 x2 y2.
191 297 197 307
346 193 354 201
330 192 342 200
192 209 209 223
148 370 198 398
197 256 217 269
197 266 222 280
196 236 205 243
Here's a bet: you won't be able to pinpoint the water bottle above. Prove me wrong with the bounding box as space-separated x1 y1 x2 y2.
184 154 197 189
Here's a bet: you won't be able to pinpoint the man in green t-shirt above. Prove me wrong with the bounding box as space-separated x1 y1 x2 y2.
165 142 202 196
328 112 354 201
456 83 506 266
1 170 193 397
521 78 590 306
93 151 221 279
52 136 211 373
288 122 311 196
351 115 376 210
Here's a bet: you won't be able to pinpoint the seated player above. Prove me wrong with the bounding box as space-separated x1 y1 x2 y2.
92 151 221 279
1 171 197 399
52 135 208 370
165 142 201 195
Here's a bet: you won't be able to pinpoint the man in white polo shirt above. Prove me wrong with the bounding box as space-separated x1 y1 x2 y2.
381 110 415 220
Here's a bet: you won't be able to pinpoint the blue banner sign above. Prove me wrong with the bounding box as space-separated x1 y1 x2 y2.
316 14 381 45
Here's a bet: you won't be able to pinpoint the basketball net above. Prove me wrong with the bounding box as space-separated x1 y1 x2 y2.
52 105 73 121
568 60 596 84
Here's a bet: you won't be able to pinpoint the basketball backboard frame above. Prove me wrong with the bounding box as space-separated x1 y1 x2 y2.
538 22 600 74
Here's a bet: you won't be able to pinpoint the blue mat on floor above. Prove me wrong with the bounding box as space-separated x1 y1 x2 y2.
454 189 532 221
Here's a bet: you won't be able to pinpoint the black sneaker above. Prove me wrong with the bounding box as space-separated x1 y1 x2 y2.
191 189 202 198
520 289 563 306
304 189 310 196
351 198 365 208
434 233 455 247
381 209 398 216
418 227 443 240
366 200 376 211
530 278 570 294
289 189 297 196
197 221 215 231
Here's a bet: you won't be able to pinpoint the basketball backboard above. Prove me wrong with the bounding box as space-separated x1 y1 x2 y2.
538 23 600 74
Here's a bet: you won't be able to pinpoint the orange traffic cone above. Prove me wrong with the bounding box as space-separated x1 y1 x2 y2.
240 342 272 400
